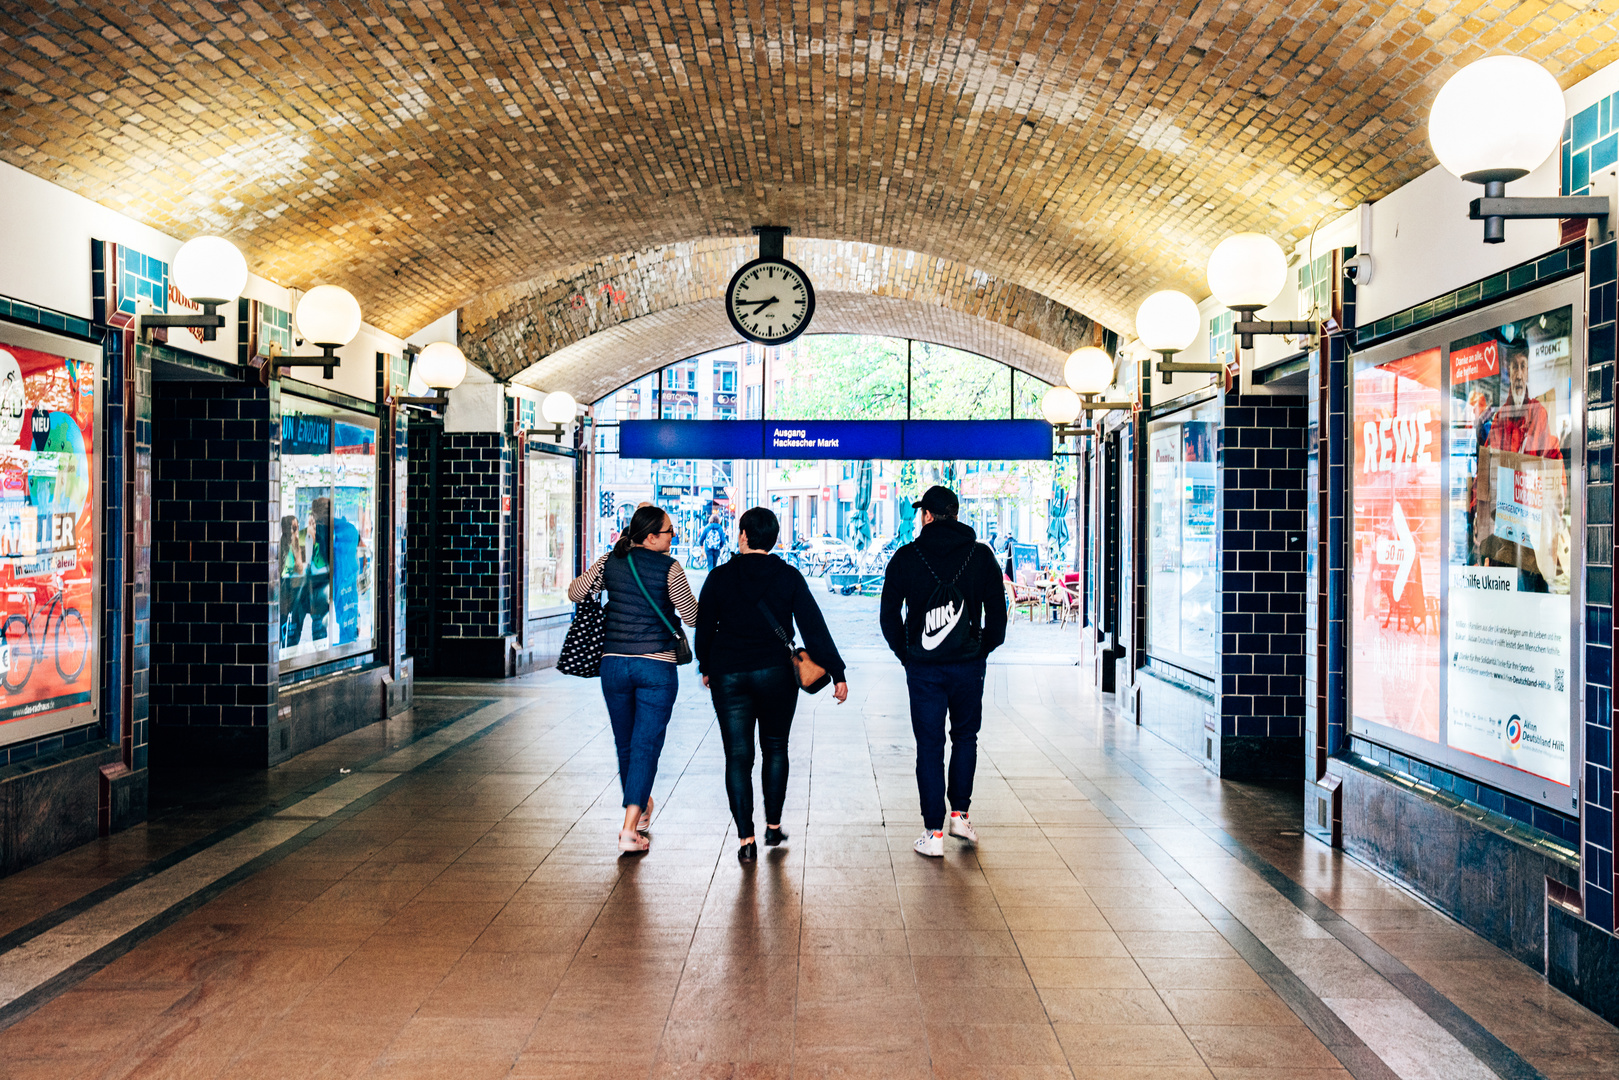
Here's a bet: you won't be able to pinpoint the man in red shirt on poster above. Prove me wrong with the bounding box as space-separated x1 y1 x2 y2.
1485 341 1560 459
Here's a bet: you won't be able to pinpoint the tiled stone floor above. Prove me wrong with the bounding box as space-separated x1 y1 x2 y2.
1 636 1616 1078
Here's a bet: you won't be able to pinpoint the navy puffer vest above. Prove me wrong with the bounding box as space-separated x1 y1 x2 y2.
601 548 679 656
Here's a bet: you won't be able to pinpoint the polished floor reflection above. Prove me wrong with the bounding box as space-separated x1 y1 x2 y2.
0 638 1615 1078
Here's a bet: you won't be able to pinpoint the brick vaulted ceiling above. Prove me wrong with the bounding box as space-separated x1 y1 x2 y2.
3 1 1618 384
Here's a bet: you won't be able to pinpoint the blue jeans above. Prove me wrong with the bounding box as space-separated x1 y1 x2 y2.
906 659 987 831
599 655 680 809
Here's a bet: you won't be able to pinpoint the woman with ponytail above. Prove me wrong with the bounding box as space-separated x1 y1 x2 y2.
568 504 698 853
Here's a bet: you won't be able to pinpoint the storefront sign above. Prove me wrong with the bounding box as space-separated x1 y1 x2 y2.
0 325 98 745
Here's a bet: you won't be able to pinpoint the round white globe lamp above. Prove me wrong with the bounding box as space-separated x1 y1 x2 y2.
1064 346 1115 396
1430 56 1563 185
1040 385 1082 426
1134 291 1201 356
295 285 363 348
1207 233 1287 313
171 236 248 305
541 390 578 425
414 342 467 391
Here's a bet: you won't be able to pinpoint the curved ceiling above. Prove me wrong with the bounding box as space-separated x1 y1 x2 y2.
511 291 1083 404
2 2 1615 357
462 236 1096 386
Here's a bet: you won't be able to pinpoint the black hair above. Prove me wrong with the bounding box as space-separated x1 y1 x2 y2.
613 504 669 558
738 506 780 551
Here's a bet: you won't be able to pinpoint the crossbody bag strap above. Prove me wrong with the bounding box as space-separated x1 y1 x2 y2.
755 598 795 647
625 551 680 641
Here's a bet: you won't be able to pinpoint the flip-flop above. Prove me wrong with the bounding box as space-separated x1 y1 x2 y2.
618 828 649 853
636 797 653 834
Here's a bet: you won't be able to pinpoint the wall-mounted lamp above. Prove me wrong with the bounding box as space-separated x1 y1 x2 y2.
1043 347 1134 442
1431 56 1611 243
275 285 361 380
1207 233 1316 349
1136 290 1217 384
536 390 578 439
399 341 469 412
139 236 248 342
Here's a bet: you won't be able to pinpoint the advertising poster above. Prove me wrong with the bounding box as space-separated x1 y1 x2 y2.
0 339 95 736
1146 405 1218 668
526 453 574 616
279 404 377 668
1445 306 1574 786
1352 347 1442 741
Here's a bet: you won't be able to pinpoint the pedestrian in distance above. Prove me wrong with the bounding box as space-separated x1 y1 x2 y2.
879 485 1007 857
698 512 727 572
696 507 848 862
568 504 698 854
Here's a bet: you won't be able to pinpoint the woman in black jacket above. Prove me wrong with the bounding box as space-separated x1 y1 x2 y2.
696 506 848 862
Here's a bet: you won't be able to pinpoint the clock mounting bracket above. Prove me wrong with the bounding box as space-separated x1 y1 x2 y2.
751 224 790 261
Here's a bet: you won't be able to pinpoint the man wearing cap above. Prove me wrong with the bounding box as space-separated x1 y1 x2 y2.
880 485 1008 857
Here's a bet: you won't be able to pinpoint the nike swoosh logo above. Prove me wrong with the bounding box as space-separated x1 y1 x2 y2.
920 600 963 650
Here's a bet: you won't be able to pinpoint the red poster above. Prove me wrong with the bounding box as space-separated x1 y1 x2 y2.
1352 347 1442 742
0 341 96 730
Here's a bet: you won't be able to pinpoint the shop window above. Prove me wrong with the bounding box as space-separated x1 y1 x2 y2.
278 399 378 671
1145 399 1219 673
526 450 574 617
1350 279 1581 812
0 324 99 745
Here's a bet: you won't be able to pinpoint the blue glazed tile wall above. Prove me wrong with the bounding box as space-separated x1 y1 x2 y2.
150 383 278 732
1218 395 1308 740
405 427 513 664
1589 237 1618 932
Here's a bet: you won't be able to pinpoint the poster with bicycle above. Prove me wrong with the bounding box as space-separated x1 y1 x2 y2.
0 324 97 745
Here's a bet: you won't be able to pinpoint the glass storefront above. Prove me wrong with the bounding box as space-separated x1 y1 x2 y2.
278 399 378 671
1349 279 1582 810
1145 398 1219 673
526 448 574 616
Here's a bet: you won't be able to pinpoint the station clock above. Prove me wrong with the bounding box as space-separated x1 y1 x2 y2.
725 226 815 346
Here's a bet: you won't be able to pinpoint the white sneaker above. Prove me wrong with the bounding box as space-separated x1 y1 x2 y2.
914 830 944 858
948 811 978 843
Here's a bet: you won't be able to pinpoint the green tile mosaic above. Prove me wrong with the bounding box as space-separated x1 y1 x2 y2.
1354 246 1585 348
1563 91 1619 195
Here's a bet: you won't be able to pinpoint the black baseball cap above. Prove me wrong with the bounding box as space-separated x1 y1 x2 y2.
913 485 959 515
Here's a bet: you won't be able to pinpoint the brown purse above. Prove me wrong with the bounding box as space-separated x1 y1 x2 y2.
756 600 833 694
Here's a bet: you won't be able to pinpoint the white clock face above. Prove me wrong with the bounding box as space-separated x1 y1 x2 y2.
727 259 814 343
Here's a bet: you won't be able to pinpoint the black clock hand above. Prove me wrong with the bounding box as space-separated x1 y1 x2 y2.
740 296 779 312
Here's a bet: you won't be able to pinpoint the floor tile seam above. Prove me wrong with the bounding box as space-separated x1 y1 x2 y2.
1032 703 1553 1080
0 697 537 1032
0 697 503 960
1000 708 1402 1080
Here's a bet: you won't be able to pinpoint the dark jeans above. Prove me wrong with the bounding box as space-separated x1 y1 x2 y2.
600 655 680 809
906 658 987 831
710 664 798 838
706 547 721 571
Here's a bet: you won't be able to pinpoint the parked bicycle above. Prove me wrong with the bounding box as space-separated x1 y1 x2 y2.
1 585 89 693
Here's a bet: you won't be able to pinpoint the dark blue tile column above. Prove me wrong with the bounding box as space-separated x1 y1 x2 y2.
1589 237 1617 932
1218 394 1308 780
406 426 515 676
149 382 278 765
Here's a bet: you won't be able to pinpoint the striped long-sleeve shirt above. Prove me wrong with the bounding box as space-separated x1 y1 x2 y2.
568 551 699 663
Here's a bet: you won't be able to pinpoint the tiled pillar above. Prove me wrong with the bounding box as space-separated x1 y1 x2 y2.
406 426 515 676
149 382 279 765
1217 394 1309 780
1588 237 1617 931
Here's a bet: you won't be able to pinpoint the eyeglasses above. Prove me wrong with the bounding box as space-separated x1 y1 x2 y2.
653 527 675 536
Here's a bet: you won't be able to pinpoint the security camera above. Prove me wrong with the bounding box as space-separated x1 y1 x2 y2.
1343 253 1373 284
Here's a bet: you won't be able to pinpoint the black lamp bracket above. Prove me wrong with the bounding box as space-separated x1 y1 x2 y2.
272 344 342 381
1051 423 1095 443
1229 309 1316 350
1470 175 1613 244
1078 398 1134 412
1156 348 1227 384
399 388 449 412
138 300 226 342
